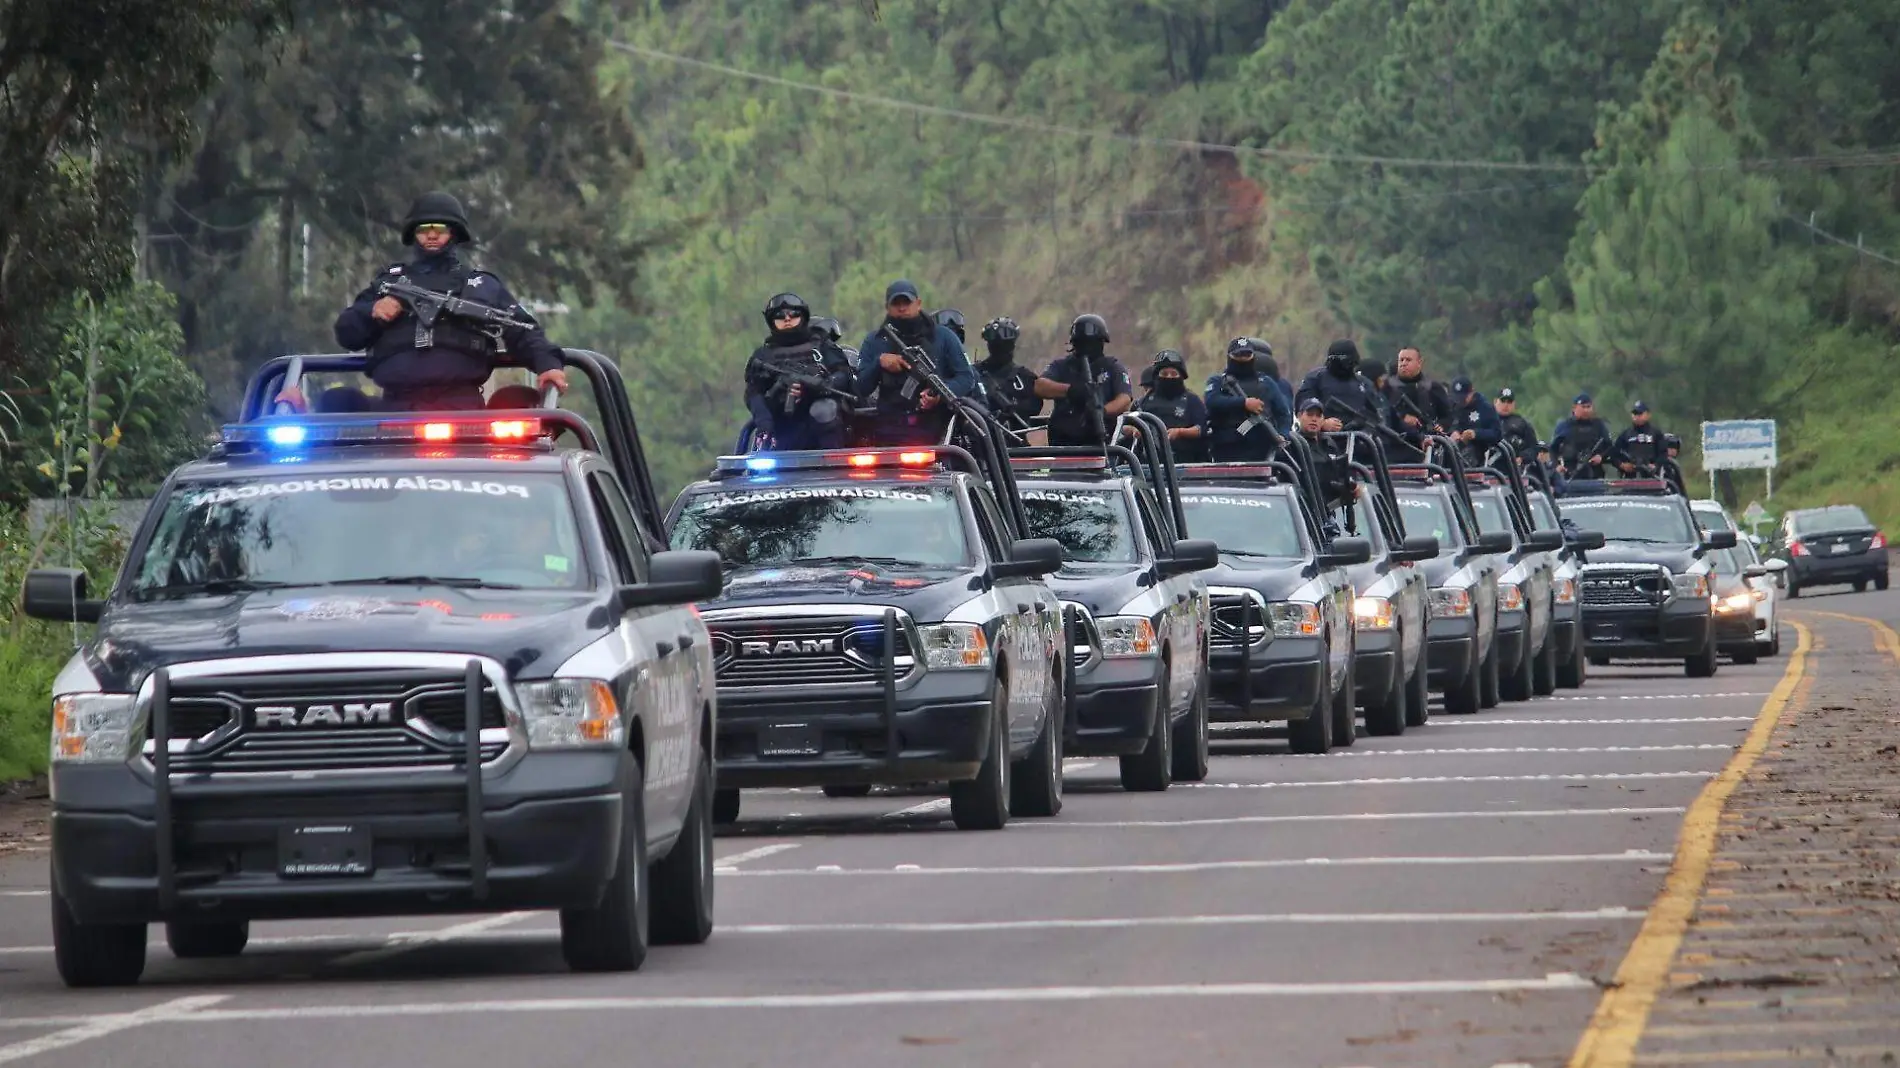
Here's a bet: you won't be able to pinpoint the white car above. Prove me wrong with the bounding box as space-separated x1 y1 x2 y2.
1691 499 1787 656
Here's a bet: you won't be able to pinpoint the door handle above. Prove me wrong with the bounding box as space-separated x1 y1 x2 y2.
655 641 675 659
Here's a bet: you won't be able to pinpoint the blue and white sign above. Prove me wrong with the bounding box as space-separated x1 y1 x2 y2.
1700 420 1777 470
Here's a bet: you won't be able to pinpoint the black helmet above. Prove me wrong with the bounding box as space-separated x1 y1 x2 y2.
811 316 844 342
401 191 475 245
1663 433 1682 450
1225 336 1265 360
981 316 1021 344
763 292 810 329
933 308 967 342
1152 349 1188 375
1070 314 1110 345
1325 338 1362 375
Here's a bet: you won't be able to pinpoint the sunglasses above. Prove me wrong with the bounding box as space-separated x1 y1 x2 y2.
413 223 452 237
772 310 805 321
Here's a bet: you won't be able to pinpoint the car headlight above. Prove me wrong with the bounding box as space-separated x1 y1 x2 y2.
1498 582 1524 611
1718 591 1755 613
515 679 623 749
1672 573 1710 599
917 622 993 669
52 694 141 763
1097 616 1158 658
1751 586 1769 603
1554 577 1578 605
1430 587 1473 619
1353 596 1396 631
1268 601 1322 638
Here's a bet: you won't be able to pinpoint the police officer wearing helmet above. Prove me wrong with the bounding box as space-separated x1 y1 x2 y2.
854 279 977 446
933 308 968 344
811 316 858 369
974 316 1042 427
1614 400 1668 476
1294 338 1384 439
743 292 855 450
1495 387 1539 460
1035 314 1133 446
1137 349 1209 463
1207 337 1292 460
332 191 567 412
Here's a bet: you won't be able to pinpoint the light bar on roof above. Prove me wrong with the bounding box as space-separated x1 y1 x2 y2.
1008 455 1110 472
220 416 552 453
712 449 941 476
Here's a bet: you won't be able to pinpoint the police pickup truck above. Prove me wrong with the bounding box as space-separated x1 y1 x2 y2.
1390 442 1514 715
1326 433 1438 736
667 435 1068 829
1010 419 1217 791
1462 456 1566 702
1557 480 1735 677
1527 488 1606 688
22 351 722 987
1176 461 1368 754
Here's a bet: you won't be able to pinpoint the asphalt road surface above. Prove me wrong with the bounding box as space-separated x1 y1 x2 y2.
7 592 1889 1066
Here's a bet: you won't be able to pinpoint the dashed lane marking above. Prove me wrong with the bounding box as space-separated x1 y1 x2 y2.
881 798 951 818
1184 772 1712 789
721 851 1670 877
1427 717 1754 726
0 974 1597 1025
0 996 229 1065
0 891 46 898
1031 806 1687 829
327 911 532 969
713 843 802 870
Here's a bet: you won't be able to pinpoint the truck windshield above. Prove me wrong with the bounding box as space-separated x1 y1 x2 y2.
1396 489 1464 548
1019 488 1137 564
671 484 970 568
1468 493 1511 536
131 471 588 597
1179 492 1305 558
1561 498 1699 543
1530 495 1560 532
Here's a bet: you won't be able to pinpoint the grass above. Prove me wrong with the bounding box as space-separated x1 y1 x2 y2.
0 638 60 783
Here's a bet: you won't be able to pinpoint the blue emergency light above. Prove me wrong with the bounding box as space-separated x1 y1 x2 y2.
221 416 550 454
714 449 940 477
267 425 307 447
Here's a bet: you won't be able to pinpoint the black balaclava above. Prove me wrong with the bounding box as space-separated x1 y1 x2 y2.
982 339 1015 372
1155 373 1187 398
1325 339 1361 379
1226 353 1258 379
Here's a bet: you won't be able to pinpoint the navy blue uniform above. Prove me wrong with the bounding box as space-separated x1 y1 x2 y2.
976 358 1042 426
744 327 856 450
1551 417 1615 478
1042 354 1132 447
1295 366 1385 432
1384 374 1455 455
1452 393 1503 467
1206 367 1289 460
855 319 975 445
1137 387 1210 463
1499 412 1539 460
334 251 562 411
1614 424 1669 472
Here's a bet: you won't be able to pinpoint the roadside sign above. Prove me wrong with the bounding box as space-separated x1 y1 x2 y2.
1741 500 1770 525
1700 420 1777 470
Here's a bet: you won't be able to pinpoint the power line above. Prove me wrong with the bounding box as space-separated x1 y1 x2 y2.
1784 211 1900 267
609 39 1900 177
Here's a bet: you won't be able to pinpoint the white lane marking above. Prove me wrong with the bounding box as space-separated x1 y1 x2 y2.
1279 744 1734 757
882 798 951 818
0 974 1592 1024
1063 760 1098 770
1033 806 1687 829
1427 717 1754 725
0 995 229 1064
718 908 1642 935
0 891 46 898
1185 772 1711 789
713 843 801 871
328 911 532 968
722 851 1669 877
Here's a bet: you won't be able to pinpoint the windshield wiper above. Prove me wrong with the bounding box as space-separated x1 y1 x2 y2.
789 555 927 568
1603 535 1675 544
321 575 524 590
1219 548 1293 560
133 579 297 599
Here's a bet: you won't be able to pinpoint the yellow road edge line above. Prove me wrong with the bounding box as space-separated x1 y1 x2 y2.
1797 609 1900 664
1565 619 1813 1068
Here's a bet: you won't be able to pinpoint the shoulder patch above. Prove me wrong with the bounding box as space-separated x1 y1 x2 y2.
385 265 404 275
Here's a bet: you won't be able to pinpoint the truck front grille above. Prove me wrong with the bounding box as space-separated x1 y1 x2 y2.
1209 594 1269 650
708 616 916 689
1581 569 1668 607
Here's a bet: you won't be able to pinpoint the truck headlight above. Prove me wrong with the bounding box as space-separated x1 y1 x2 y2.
1430 587 1473 619
1498 582 1524 611
1353 596 1396 631
1554 577 1578 605
516 679 623 749
1672 573 1710 599
52 694 140 764
1097 616 1158 658
917 622 992 669
1268 601 1322 638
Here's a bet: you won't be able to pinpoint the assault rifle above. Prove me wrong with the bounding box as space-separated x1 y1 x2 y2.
1076 351 1111 446
377 277 536 335
754 354 857 416
1218 375 1284 447
879 323 959 408
1322 396 1409 452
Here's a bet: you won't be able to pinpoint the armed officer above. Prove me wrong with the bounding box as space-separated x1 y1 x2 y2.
743 292 855 450
1136 350 1209 463
812 316 858 369
1035 314 1132 447
1550 393 1614 479
331 192 567 412
1614 400 1668 476
1295 397 1358 512
1495 387 1539 460
1295 338 1385 437
1206 337 1290 460
855 279 976 446
974 316 1042 427
1385 345 1455 452
1448 377 1502 467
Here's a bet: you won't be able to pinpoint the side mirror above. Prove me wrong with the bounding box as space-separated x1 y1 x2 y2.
1703 529 1738 550
617 550 724 609
1394 535 1441 562
1747 533 1763 547
1473 531 1515 555
1318 537 1373 568
1762 558 1788 573
1524 529 1565 552
1743 564 1767 579
1158 538 1219 576
994 537 1064 579
23 568 104 624
1566 529 1608 552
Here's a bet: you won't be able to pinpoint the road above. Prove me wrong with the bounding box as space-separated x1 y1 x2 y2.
1 588 1890 1067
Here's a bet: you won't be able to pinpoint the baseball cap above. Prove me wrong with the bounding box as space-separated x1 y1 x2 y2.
1450 376 1473 394
884 279 920 303
1573 392 1593 405
1298 397 1324 413
1497 387 1516 401
1630 399 1649 414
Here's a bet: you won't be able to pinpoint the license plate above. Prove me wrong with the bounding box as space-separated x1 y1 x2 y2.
1830 543 1851 554
1590 623 1621 642
759 723 823 758
279 824 373 878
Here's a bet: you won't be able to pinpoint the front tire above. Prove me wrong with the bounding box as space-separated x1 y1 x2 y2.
1403 655 1431 727
560 757 650 973
1444 651 1482 715
1531 631 1557 696
1010 697 1064 818
712 788 741 826
1501 635 1534 702
1478 639 1501 709
950 687 1012 830
650 748 715 946
1121 662 1175 792
1730 645 1759 666
1363 653 1407 738
1329 662 1357 748
165 920 249 959
1170 670 1210 782
52 880 146 988
1558 638 1588 689
1685 631 1719 679
1287 674 1334 753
